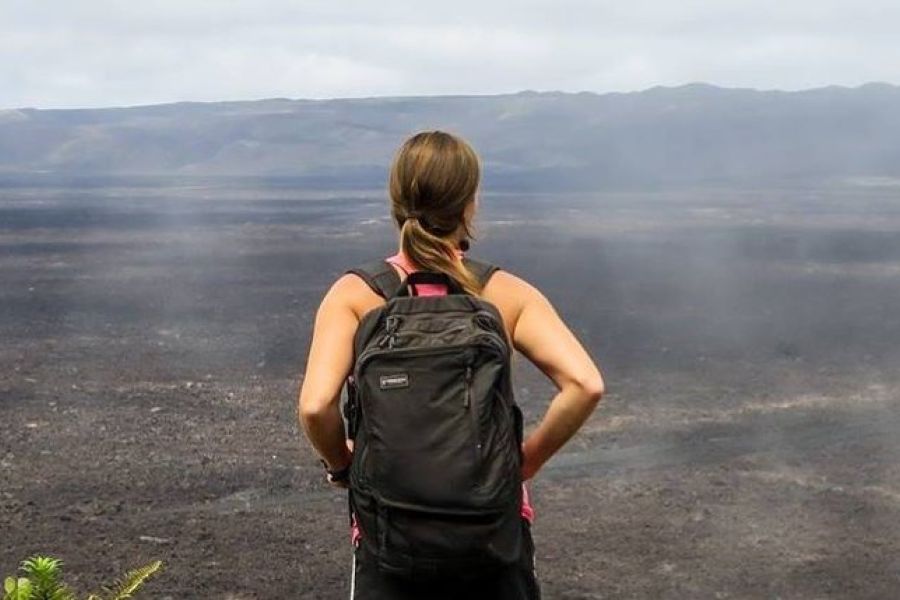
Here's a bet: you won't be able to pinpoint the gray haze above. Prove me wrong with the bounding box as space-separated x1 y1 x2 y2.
1 84 899 188
2 0 900 109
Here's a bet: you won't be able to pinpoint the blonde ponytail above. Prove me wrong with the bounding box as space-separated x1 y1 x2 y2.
388 130 483 296
400 216 481 296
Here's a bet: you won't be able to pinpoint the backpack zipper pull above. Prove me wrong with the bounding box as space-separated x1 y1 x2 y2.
382 315 401 349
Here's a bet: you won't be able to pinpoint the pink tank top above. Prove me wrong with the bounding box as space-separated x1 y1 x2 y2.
350 250 535 546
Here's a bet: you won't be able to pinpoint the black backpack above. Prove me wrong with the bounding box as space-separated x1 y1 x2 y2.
343 256 525 581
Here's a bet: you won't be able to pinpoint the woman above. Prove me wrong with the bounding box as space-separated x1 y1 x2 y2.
299 130 605 599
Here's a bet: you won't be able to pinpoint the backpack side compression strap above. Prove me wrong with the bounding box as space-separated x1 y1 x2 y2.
345 256 500 299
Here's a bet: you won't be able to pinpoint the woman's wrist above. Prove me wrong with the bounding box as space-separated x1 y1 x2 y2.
521 437 545 480
320 458 351 483
324 448 353 472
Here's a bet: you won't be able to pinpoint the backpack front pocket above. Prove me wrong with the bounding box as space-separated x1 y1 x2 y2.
360 346 483 508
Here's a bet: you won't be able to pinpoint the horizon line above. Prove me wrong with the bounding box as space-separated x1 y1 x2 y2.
4 80 897 113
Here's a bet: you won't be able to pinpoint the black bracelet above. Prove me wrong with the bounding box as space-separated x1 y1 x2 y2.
320 459 351 483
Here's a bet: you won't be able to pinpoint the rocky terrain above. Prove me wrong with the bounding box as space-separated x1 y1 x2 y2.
3 178 900 598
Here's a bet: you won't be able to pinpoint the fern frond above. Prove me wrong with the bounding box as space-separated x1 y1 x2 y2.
95 561 163 600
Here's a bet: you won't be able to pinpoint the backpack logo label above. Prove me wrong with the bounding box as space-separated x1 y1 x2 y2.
379 373 409 389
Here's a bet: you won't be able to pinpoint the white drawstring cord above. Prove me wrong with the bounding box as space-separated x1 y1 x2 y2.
349 548 357 599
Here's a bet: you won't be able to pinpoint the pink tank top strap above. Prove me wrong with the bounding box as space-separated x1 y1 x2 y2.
385 250 460 296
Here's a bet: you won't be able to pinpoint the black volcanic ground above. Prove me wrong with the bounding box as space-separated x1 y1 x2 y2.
2 178 900 598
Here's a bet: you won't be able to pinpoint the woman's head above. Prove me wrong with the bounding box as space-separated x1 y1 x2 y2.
388 130 483 295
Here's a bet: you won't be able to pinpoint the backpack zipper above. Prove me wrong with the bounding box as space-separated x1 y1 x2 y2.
353 333 507 382
463 357 483 480
463 362 472 408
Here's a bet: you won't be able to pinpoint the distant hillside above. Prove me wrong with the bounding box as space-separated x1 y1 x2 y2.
1 83 899 189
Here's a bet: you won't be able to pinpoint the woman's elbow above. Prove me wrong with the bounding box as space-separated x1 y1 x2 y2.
579 374 605 405
298 393 330 427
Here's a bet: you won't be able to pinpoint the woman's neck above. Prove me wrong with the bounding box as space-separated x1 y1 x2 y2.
393 248 465 264
395 239 466 258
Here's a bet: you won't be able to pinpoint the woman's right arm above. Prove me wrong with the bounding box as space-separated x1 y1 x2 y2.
505 273 606 480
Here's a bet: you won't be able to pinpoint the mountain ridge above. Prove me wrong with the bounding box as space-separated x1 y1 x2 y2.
2 82 898 189
8 81 898 112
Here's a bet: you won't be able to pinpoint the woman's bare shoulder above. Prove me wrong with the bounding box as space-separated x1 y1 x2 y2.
481 268 548 341
328 272 386 321
484 268 545 307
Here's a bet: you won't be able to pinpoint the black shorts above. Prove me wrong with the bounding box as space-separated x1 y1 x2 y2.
349 519 541 600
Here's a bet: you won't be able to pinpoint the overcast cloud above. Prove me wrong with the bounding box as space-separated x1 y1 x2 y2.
2 0 899 109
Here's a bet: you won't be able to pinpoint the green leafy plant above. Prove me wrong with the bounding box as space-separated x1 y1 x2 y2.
3 555 162 600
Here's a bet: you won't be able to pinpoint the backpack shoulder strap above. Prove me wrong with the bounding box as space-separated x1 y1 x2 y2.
344 259 402 300
463 256 501 289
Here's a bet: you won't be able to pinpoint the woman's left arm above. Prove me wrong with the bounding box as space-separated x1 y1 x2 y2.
297 274 359 473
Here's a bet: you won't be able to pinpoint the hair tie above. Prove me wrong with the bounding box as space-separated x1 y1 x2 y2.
406 211 422 221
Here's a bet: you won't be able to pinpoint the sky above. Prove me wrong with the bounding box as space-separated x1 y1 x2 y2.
2 0 899 109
